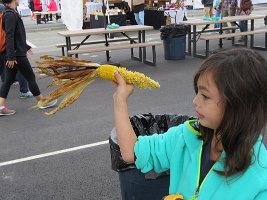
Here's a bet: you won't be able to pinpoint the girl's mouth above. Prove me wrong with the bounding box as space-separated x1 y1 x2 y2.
196 111 204 119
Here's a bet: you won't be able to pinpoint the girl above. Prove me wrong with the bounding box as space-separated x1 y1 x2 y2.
113 49 267 199
0 0 57 116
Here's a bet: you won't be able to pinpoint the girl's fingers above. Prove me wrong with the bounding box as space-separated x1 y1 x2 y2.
112 81 118 87
114 71 126 85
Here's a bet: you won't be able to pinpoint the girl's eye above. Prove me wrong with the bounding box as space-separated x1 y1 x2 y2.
202 94 209 100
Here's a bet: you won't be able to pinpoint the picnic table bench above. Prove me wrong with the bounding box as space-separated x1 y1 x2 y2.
180 15 266 58
58 25 161 66
56 37 139 56
199 28 267 58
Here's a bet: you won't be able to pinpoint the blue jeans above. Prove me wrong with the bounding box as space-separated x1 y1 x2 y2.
215 10 221 28
239 20 248 32
134 11 144 25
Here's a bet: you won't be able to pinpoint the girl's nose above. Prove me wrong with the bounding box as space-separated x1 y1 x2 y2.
193 95 198 106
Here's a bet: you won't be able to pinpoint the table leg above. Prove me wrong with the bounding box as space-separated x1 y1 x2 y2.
250 19 255 49
66 37 72 57
187 25 192 56
193 25 197 57
105 33 110 61
142 30 146 62
138 31 142 60
219 23 223 48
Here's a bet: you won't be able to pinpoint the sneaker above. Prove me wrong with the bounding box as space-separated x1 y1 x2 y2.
20 91 33 99
39 99 58 109
0 106 16 116
12 81 19 86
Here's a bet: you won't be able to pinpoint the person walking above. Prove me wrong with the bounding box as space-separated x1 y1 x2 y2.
0 1 33 99
236 0 253 41
0 0 57 116
221 0 238 34
131 0 145 25
213 0 222 27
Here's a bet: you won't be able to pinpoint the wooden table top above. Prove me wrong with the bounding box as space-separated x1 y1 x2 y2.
179 14 265 26
58 25 154 37
34 11 61 15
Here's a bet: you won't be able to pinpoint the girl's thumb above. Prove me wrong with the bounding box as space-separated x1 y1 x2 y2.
114 71 124 84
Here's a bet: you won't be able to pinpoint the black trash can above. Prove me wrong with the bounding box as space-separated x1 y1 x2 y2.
109 113 193 200
160 24 190 60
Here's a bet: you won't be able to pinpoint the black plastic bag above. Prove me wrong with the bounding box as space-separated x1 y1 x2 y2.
160 24 190 40
109 113 194 172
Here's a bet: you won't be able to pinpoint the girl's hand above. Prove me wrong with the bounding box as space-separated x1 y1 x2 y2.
113 71 134 102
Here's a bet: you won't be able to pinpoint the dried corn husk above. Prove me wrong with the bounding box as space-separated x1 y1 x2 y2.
35 56 160 115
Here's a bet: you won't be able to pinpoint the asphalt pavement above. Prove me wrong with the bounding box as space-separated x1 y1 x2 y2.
0 5 267 200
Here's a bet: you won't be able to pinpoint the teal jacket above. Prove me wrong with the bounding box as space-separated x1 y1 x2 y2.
134 120 267 200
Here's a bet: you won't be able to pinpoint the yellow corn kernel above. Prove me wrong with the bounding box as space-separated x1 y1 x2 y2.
97 65 160 89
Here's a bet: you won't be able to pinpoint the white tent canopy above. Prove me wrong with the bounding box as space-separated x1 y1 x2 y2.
61 0 83 31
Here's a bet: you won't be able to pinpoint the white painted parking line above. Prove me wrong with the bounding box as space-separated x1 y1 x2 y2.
0 140 109 167
26 40 37 48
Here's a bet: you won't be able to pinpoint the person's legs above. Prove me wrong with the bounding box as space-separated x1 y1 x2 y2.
15 57 41 98
0 66 17 106
238 20 248 41
139 10 144 25
203 7 210 18
16 71 33 98
209 7 214 18
134 12 141 25
222 9 229 29
215 10 221 28
0 53 5 82
15 57 57 108
229 7 236 27
16 71 29 93
239 20 245 32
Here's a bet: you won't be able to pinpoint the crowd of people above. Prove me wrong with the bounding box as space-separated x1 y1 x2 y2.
201 0 253 41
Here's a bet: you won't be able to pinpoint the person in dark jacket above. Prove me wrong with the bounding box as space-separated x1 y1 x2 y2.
0 2 32 98
131 0 145 25
28 0 34 11
202 0 214 18
0 0 57 116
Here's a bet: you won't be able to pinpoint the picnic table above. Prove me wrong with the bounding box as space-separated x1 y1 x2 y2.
34 11 61 25
179 14 267 58
57 25 161 66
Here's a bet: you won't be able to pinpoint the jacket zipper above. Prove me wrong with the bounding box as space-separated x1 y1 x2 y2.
190 141 216 200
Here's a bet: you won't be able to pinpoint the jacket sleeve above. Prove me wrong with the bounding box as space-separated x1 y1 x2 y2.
134 124 185 173
3 12 17 61
26 44 31 51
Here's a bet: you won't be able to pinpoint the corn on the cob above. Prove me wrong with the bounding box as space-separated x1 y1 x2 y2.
34 56 160 115
96 65 160 89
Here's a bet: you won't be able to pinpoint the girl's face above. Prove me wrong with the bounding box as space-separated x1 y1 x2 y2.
193 71 225 130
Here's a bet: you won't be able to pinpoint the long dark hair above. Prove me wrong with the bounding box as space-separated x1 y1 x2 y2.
194 49 267 177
